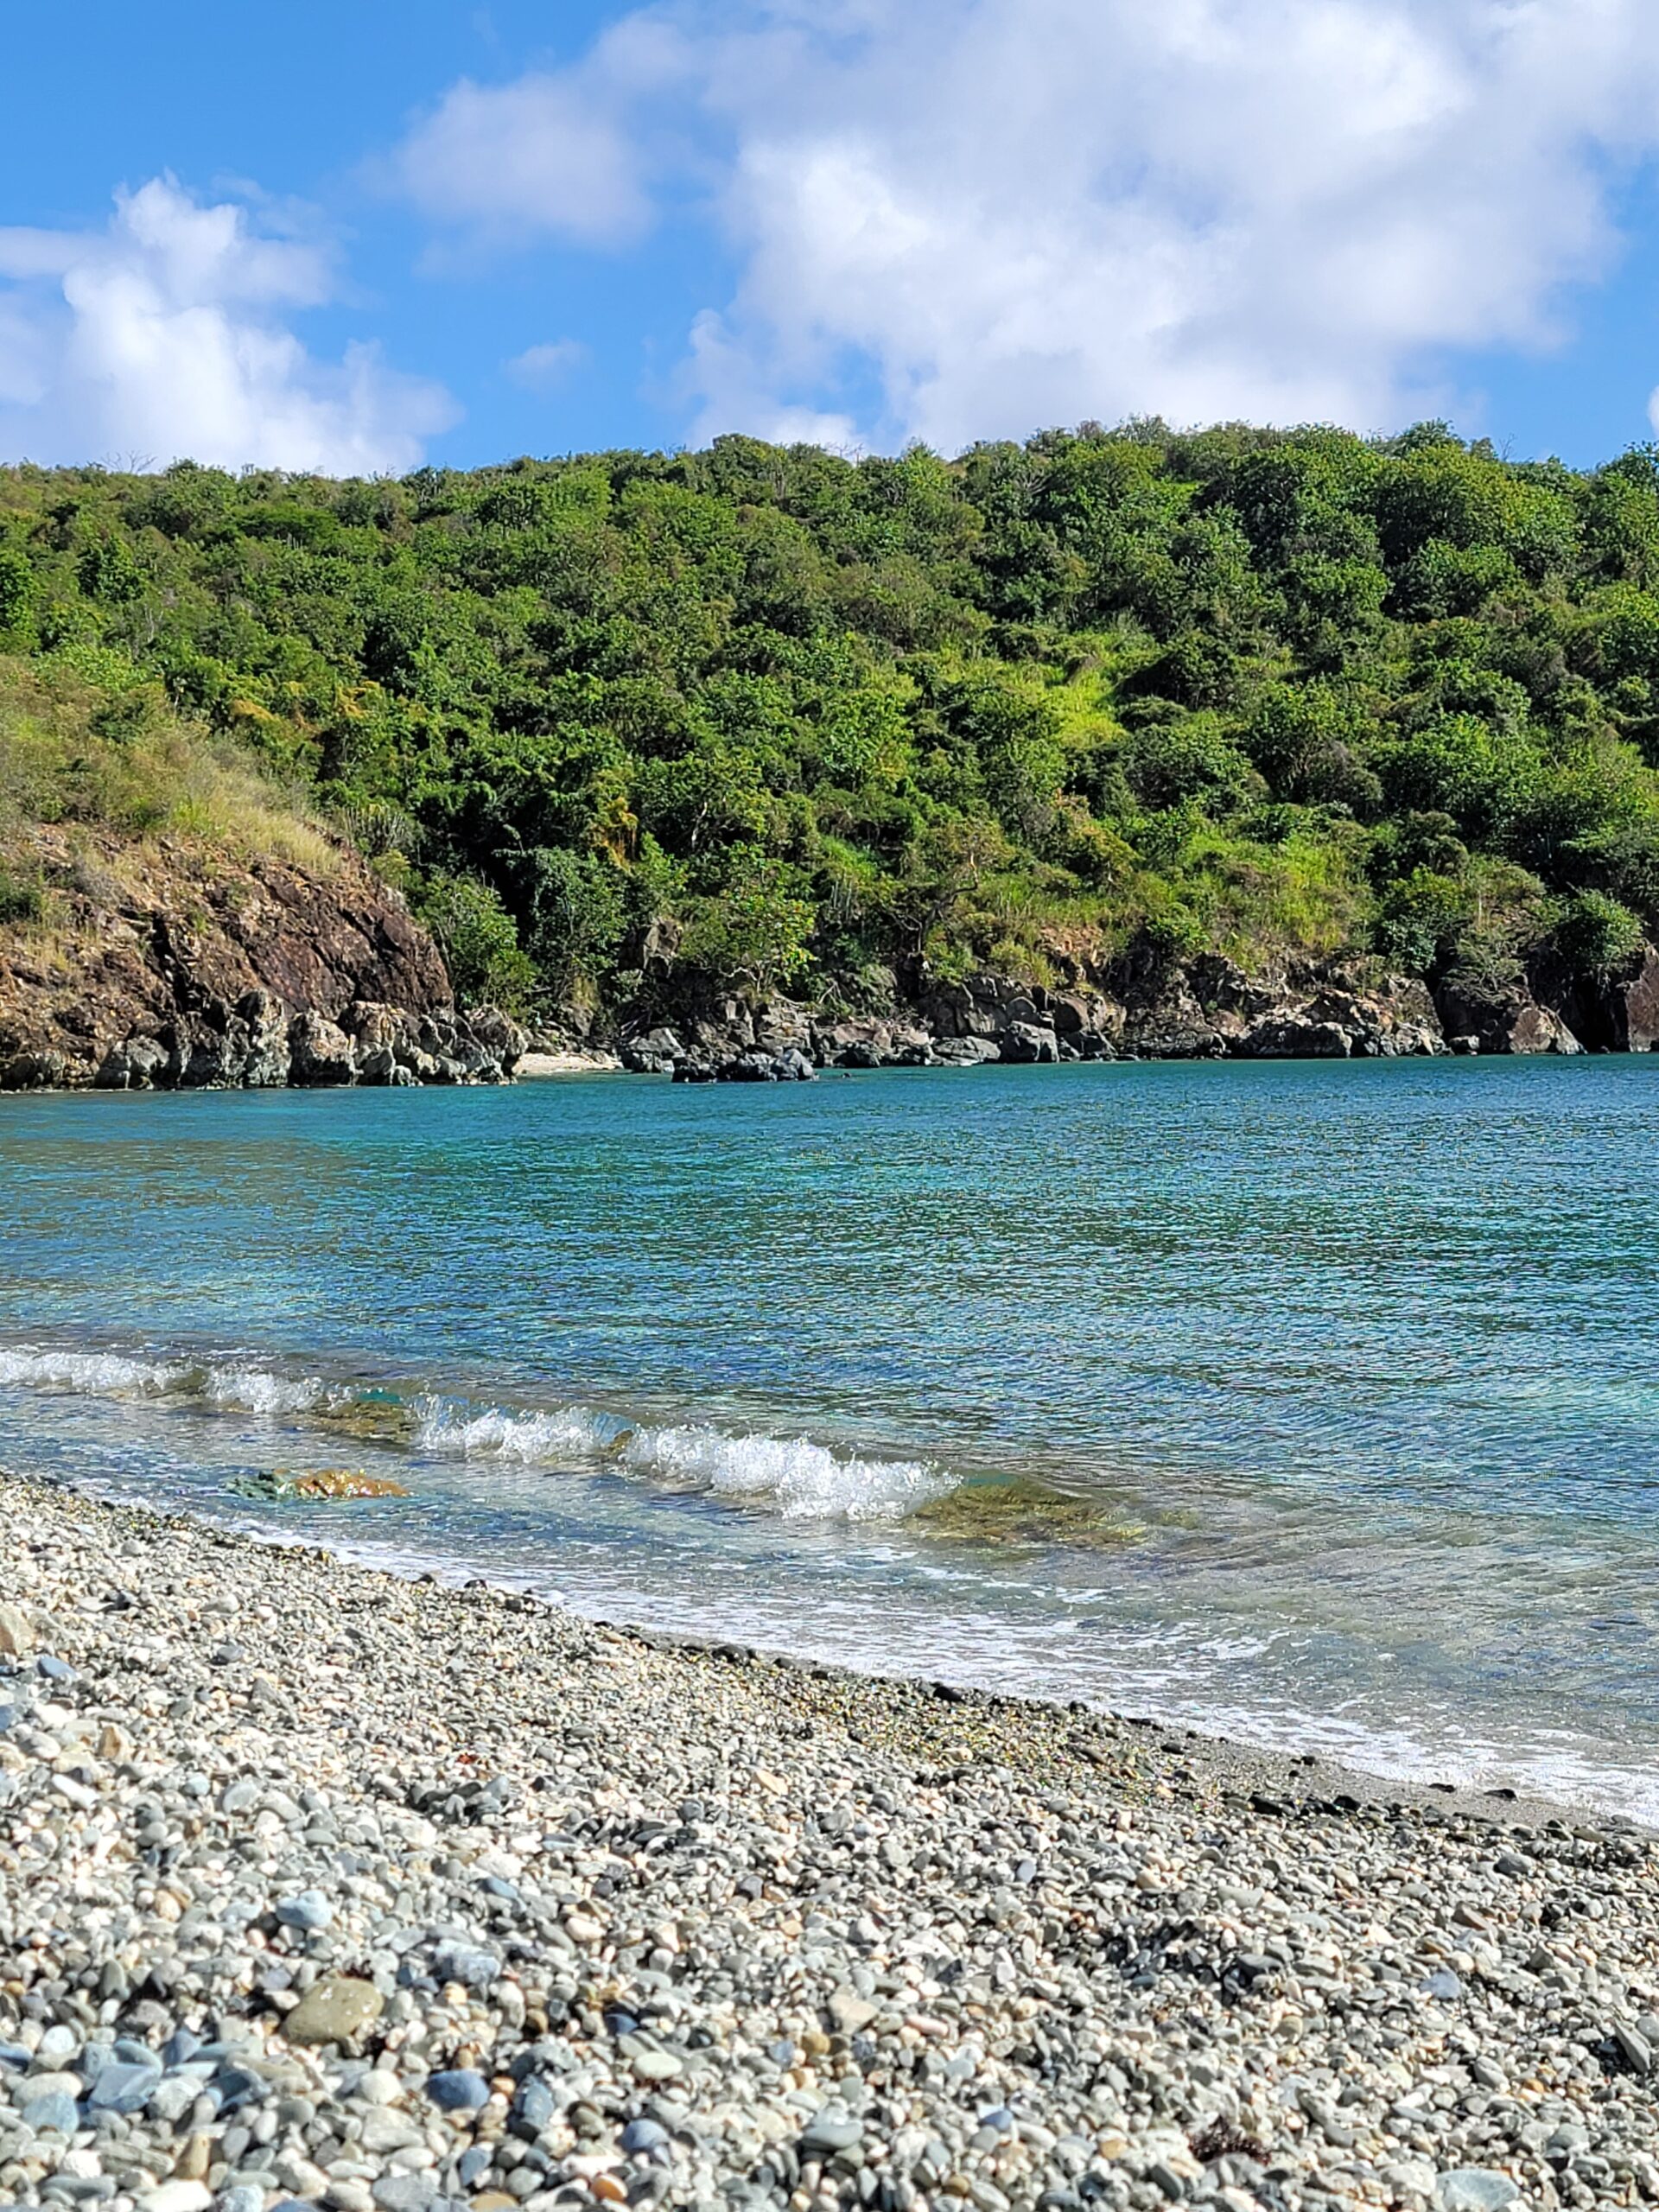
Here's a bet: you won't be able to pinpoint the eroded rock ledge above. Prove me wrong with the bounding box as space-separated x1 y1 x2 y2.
0 830 522 1092
612 946 1659 1083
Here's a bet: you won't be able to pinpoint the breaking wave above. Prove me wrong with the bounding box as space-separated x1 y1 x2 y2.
412 1399 615 1464
0 1346 196 1397
0 1339 959 1523
0 1345 336 1418
412 1395 950 1521
617 1421 950 1521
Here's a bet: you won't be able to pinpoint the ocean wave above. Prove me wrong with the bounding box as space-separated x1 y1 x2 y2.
618 1422 950 1521
413 1398 615 1463
0 1338 959 1524
203 1366 330 1417
413 1392 950 1521
0 1344 334 1419
0 1345 196 1397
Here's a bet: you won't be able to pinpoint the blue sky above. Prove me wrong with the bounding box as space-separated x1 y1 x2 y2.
4 1 1659 474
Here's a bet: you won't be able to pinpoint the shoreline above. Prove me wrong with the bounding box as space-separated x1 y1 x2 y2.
3 1474 1656 2212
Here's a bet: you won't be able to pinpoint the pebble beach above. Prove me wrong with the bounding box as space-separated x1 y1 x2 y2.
2 1475 1656 2212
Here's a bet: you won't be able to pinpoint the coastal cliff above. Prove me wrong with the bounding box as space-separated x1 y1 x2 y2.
5 843 1656 1090
601 938 1659 1080
0 827 523 1091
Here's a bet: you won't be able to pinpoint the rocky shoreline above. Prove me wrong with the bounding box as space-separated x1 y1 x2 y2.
6 814 1659 1094
2 1474 1656 2212
5 822 1659 1091
0 834 523 1094
604 947 1659 1085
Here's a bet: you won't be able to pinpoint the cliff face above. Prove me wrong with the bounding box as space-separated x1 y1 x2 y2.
0 829 522 1090
6 822 1656 1095
609 944 1659 1080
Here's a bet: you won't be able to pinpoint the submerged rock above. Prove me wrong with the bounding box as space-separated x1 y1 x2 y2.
234 1468 410 1501
913 1481 1142 1550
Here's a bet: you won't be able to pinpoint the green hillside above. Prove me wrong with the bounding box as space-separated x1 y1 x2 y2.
5 419 1659 1018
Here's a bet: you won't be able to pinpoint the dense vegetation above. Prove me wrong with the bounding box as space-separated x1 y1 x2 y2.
0 657 334 929
5 419 1659 1016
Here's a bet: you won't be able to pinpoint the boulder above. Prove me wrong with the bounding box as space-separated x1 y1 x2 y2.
621 1027 685 1075
1048 990 1124 1045
717 1051 785 1082
94 1034 170 1090
812 1017 932 1068
753 1000 813 1055
1237 1015 1353 1058
999 1021 1060 1065
1436 976 1583 1055
1602 944 1659 1052
287 1012 359 1086
231 989 293 1087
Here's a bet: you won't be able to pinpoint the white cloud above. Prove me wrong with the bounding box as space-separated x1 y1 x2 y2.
386 16 694 254
505 338 589 389
389 0 1659 449
0 177 455 473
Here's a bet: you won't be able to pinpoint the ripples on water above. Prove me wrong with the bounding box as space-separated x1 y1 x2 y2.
0 1058 1656 1819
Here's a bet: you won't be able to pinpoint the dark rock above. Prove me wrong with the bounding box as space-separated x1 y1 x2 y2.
0 829 527 1092
717 1051 784 1083
286 1011 359 1086
426 2069 491 2112
85 2057 162 2114
999 1021 1060 1065
621 1026 685 1074
1240 1015 1352 1058
1434 973 1582 1056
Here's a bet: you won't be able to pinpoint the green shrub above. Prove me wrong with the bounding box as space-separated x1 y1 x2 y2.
1550 889 1648 981
416 874 537 1010
0 861 45 925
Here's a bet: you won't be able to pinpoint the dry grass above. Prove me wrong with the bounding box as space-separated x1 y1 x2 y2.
0 655 338 875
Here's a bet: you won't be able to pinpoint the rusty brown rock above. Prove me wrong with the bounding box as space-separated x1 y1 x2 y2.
0 826 525 1090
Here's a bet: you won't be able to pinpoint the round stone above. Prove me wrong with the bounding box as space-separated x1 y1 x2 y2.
426 2069 491 2113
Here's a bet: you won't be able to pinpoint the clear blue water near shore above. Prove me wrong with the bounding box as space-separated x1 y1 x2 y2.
1 1058 1656 1820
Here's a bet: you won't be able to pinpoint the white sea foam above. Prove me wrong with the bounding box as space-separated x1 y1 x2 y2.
413 1390 951 1521
0 1344 339 1421
203 1367 329 1417
0 1343 956 1526
620 1422 950 1521
414 1399 613 1464
0 1346 194 1397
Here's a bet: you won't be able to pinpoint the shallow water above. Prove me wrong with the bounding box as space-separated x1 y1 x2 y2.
2 1058 1656 1817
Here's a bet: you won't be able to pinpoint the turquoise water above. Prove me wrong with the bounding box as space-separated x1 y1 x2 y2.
2 1058 1656 1816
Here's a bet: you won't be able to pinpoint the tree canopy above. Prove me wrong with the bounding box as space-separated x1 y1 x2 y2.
5 419 1659 1016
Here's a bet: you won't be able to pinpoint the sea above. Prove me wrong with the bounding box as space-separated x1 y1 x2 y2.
1 1056 1655 1820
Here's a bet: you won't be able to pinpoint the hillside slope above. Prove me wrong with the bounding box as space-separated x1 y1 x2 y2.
6 422 1659 1071
0 662 520 1089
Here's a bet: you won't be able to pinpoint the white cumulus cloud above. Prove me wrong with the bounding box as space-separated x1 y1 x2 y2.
0 177 455 474
505 338 590 389
386 14 694 254
385 0 1659 449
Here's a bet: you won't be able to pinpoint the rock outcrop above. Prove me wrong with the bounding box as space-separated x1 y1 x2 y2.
0 829 522 1090
614 952 1453 1078
12 823 1659 1093
1433 972 1584 1057
609 931 1659 1079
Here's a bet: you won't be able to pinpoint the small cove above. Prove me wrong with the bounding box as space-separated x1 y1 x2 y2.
2 1055 1656 1819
